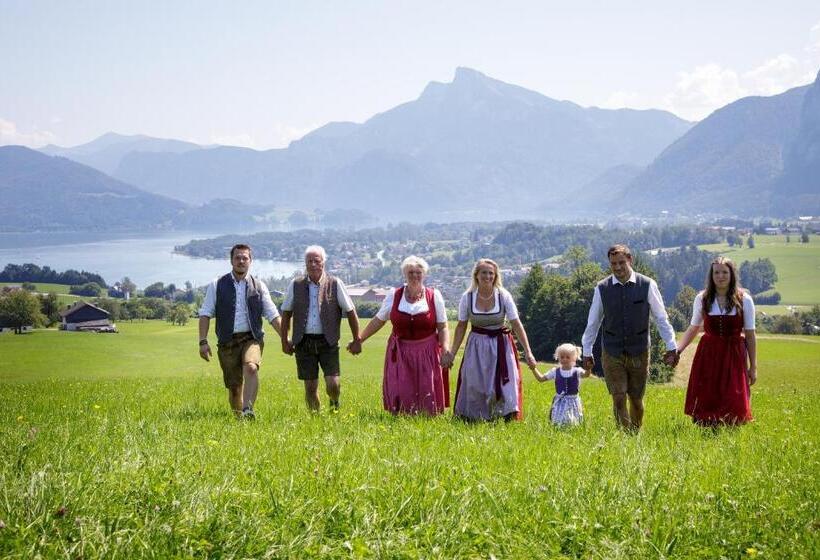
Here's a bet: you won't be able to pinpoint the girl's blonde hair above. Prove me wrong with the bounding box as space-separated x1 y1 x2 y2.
470 258 503 291
554 343 581 361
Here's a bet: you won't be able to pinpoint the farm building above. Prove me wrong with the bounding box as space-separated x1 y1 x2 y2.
346 285 389 303
60 301 117 332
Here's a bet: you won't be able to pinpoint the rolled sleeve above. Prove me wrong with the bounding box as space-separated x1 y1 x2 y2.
258 282 280 322
280 280 296 312
198 280 217 317
648 279 677 351
336 279 355 313
433 289 447 323
376 289 395 321
581 287 603 356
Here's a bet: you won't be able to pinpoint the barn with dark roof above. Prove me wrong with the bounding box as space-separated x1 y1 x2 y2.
59 302 116 332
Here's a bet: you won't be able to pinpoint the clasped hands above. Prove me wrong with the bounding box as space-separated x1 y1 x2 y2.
582 350 680 369
346 339 362 355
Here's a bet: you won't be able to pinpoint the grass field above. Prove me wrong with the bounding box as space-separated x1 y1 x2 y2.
0 282 82 307
1 321 819 558
699 234 820 306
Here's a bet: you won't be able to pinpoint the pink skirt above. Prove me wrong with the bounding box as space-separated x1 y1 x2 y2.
382 333 449 416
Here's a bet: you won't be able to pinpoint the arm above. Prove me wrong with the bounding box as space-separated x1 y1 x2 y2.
437 321 451 355
259 281 282 337
446 321 469 368
198 316 212 361
358 317 386 344
269 316 282 338
581 286 603 368
676 324 701 354
745 329 757 385
345 310 362 354
531 368 548 382
509 318 537 368
648 280 677 352
280 311 293 354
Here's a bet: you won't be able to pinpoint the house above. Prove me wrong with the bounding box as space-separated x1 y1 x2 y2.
346 285 389 303
0 321 33 334
59 301 117 332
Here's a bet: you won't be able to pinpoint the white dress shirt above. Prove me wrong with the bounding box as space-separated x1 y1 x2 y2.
281 275 355 334
198 273 279 333
581 271 677 356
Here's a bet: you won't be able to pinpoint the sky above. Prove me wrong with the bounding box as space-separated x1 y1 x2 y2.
2 0 819 150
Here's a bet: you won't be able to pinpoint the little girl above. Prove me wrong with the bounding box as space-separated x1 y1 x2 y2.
531 343 590 426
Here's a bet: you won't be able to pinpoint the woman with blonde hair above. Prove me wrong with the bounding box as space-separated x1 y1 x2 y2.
351 256 451 415
677 256 757 425
446 258 537 421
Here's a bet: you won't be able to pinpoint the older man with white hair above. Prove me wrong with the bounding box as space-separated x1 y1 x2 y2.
280 245 360 411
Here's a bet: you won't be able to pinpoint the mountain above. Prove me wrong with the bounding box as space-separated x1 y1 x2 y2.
113 68 693 220
40 132 203 175
0 146 187 231
774 70 820 215
620 82 812 216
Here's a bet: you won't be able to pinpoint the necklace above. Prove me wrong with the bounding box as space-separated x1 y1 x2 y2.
405 287 424 303
477 289 495 301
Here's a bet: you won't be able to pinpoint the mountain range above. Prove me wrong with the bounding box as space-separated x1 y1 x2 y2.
1 66 818 231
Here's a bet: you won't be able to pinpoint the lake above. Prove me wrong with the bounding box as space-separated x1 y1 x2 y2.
0 232 301 288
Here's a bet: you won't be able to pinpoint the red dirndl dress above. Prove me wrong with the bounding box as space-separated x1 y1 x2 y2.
684 312 752 425
382 286 449 415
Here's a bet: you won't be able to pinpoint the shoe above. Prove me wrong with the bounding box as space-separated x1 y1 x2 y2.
329 400 339 413
241 407 256 421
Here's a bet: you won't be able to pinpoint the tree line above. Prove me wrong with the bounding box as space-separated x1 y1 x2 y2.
0 263 107 287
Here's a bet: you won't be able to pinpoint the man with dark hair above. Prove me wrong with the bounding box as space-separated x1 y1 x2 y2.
280 245 360 412
198 244 281 419
582 244 678 431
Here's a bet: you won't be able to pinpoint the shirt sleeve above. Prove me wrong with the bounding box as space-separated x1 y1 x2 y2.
648 279 677 351
198 280 217 317
433 289 448 323
742 292 756 330
581 286 603 357
258 281 280 322
335 279 355 313
690 292 705 326
501 288 519 321
544 367 557 381
280 280 296 312
457 292 470 322
376 288 395 321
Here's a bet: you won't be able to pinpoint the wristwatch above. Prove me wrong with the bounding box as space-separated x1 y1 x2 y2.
199 339 209 346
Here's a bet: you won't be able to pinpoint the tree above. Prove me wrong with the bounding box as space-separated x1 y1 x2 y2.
515 264 547 325
771 314 801 334
21 282 37 291
167 303 190 326
739 258 778 295
561 245 589 273
143 282 166 298
38 292 61 325
120 277 137 297
0 290 45 333
801 231 810 243
747 235 755 249
69 282 104 297
669 285 698 331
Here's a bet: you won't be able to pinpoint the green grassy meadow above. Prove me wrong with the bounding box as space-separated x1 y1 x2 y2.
699 234 820 306
1 321 819 558
0 282 82 307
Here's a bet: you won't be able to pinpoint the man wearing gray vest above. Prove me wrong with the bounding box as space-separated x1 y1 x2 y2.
582 244 678 431
280 245 360 412
198 244 282 419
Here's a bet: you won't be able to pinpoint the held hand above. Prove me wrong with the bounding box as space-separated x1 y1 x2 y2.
663 350 678 367
440 350 453 369
582 356 594 371
347 339 362 355
747 366 757 386
524 352 537 369
281 339 294 355
199 343 212 362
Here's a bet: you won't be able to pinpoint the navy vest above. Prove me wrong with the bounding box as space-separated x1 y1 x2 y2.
214 273 264 345
598 273 651 356
555 368 580 396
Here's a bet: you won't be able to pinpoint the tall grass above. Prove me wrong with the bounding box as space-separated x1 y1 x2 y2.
1 323 818 558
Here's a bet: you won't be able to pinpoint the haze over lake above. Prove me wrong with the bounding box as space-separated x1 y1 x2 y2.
0 232 301 288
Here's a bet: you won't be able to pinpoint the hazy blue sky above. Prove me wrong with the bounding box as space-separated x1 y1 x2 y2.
2 0 819 149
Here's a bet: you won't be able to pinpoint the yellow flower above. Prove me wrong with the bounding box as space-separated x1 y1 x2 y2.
16 415 24 422
93 404 101 410
746 548 758 556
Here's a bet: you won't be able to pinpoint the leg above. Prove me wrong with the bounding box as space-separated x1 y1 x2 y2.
242 362 259 409
325 375 340 409
611 393 631 430
628 394 644 430
228 385 243 417
304 379 320 411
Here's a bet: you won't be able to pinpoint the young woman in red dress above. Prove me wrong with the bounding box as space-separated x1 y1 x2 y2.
676 256 757 425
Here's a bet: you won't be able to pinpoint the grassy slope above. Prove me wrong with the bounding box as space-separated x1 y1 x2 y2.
699 234 820 305
1 321 818 558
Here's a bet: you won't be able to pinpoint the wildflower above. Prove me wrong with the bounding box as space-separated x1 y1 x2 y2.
16 416 23 422
93 404 101 410
746 548 758 556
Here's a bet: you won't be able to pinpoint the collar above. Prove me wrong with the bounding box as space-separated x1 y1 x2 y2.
231 272 248 284
306 272 326 286
612 270 636 286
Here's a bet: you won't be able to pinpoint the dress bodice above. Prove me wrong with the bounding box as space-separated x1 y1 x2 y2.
702 312 744 338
